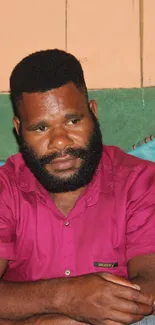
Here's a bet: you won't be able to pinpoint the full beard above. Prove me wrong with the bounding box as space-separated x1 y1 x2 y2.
20 112 103 193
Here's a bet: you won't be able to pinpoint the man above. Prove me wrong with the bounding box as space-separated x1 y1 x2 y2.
0 49 155 325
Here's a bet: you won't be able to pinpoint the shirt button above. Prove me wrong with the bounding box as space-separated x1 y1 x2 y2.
65 270 71 276
64 221 70 226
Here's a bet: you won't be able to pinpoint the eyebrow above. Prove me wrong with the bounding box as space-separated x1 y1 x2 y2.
64 113 84 120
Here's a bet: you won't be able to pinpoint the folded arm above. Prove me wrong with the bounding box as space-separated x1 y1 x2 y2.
0 315 87 325
128 253 155 300
0 260 152 325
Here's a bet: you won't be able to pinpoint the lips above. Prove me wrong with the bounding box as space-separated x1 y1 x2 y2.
50 155 76 171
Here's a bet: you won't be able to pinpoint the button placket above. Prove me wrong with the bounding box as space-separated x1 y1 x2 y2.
61 217 74 277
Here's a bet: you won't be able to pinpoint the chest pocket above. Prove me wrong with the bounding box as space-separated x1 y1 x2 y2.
92 244 119 273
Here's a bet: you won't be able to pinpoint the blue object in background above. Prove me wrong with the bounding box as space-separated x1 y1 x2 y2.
0 161 5 166
128 138 155 162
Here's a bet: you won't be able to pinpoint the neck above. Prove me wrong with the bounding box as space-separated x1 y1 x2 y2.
51 186 86 216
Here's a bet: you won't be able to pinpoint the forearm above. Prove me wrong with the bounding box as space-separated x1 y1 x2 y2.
131 275 155 299
0 278 70 320
0 315 87 325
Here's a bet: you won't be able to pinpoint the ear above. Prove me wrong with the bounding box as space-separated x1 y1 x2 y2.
13 116 20 136
89 99 98 118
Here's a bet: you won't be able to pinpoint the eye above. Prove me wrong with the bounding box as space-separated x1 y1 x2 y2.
36 125 48 132
67 118 81 126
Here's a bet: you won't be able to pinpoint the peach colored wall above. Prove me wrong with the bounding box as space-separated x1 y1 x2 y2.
0 0 66 91
0 0 154 90
67 0 140 89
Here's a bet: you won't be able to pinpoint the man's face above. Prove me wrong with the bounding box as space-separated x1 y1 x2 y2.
13 82 103 192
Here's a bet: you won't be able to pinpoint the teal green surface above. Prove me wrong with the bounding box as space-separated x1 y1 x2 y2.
0 87 155 160
0 95 17 159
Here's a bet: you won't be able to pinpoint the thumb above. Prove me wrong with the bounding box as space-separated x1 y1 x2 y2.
99 272 140 291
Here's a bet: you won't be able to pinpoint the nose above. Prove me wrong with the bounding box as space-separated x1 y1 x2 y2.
48 127 74 151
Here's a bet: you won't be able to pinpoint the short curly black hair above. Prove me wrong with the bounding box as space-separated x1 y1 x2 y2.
10 49 88 117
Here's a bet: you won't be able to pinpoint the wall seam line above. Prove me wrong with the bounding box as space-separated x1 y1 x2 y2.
139 0 144 88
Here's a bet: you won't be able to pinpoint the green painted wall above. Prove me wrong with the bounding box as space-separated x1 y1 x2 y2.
0 87 155 160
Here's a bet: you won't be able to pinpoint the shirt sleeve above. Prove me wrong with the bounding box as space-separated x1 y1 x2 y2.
126 163 155 262
0 172 16 260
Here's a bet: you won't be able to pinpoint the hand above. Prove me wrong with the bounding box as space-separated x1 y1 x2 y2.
101 272 155 320
99 272 140 289
64 272 154 325
98 273 142 325
33 315 87 325
0 315 88 325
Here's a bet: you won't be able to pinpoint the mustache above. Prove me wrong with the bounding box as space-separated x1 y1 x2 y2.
38 147 87 165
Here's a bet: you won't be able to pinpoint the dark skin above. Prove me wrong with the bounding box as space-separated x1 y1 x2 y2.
14 83 97 215
0 83 154 325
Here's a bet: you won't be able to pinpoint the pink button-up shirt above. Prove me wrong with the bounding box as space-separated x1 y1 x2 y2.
1 145 155 282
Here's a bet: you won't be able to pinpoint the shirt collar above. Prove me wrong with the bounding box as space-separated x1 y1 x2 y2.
83 147 113 207
11 154 46 199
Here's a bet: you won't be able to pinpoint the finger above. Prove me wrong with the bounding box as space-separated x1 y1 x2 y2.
107 310 144 324
112 297 153 316
104 321 124 325
99 272 140 291
113 283 153 306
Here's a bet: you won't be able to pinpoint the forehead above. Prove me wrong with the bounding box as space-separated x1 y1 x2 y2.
18 83 87 121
